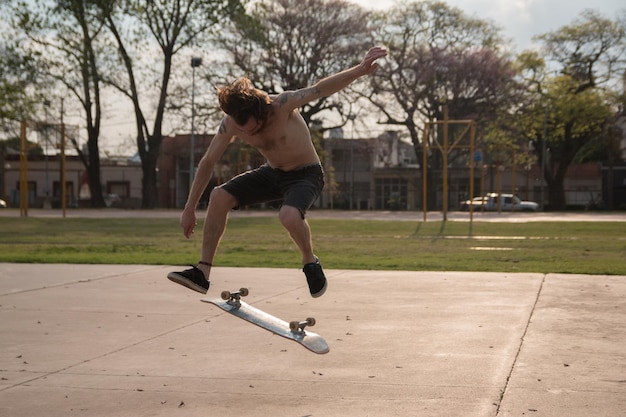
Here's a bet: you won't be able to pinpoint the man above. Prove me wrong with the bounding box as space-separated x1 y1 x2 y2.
168 46 387 297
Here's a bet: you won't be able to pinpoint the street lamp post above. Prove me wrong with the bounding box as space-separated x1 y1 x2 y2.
541 106 547 211
348 114 356 210
189 57 202 190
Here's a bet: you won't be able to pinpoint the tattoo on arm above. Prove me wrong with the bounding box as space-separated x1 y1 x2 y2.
217 119 226 134
278 87 321 107
299 87 320 99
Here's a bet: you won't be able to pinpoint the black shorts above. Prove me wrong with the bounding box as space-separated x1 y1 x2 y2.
219 163 324 218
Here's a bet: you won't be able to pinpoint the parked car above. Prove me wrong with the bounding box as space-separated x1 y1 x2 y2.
461 193 539 212
0 198 6 208
459 196 487 211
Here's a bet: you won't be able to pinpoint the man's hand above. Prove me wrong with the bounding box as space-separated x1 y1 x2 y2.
180 208 197 239
359 47 387 76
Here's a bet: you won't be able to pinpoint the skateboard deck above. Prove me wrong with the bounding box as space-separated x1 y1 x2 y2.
201 288 329 355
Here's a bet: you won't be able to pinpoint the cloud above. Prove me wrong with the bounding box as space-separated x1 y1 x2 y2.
350 0 625 50
506 0 535 22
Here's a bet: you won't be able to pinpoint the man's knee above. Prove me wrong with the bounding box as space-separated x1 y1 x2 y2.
208 187 237 212
279 205 304 229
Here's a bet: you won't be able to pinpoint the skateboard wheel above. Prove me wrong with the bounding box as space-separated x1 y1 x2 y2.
306 317 316 327
239 287 249 297
289 321 300 331
221 290 231 300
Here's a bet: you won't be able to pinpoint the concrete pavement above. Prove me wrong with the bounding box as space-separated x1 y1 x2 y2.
0 263 624 416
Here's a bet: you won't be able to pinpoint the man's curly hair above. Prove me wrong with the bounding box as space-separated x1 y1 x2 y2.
217 77 272 126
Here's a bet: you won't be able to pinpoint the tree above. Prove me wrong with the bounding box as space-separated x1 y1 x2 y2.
0 137 43 156
0 21 43 202
8 0 109 207
524 10 625 210
210 0 372 128
99 0 247 208
367 0 518 209
523 73 613 210
0 23 42 133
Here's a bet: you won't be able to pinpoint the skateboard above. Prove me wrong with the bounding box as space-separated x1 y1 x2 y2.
201 288 329 355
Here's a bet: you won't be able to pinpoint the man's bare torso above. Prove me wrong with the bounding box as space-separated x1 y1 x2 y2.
232 101 320 172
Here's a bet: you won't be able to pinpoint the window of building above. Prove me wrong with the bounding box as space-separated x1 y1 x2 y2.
107 181 130 198
375 177 407 210
13 181 37 204
53 181 74 198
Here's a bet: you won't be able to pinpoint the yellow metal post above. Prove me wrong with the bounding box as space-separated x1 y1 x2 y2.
511 150 516 212
422 126 429 222
19 121 28 217
423 112 475 224
60 120 67 218
442 107 449 221
469 122 476 225
496 164 502 212
480 164 486 212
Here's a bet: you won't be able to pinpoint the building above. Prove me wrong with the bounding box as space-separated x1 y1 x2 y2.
1 131 608 211
2 153 143 209
324 129 421 210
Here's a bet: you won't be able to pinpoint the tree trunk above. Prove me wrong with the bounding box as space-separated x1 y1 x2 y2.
547 179 567 210
86 138 106 208
141 147 159 209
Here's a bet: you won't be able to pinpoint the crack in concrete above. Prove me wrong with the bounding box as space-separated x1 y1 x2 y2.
495 273 547 415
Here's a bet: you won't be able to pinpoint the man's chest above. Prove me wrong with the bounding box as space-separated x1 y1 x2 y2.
243 132 285 152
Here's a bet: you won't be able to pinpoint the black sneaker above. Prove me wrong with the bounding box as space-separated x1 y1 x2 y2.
167 266 210 294
303 257 327 298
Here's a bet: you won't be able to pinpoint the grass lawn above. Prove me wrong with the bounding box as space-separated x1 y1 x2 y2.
0 216 624 275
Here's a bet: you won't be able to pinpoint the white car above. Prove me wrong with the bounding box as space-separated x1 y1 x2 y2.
460 196 487 211
462 193 539 212
0 198 6 208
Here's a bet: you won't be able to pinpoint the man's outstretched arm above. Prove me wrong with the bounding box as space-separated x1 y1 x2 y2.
279 46 387 110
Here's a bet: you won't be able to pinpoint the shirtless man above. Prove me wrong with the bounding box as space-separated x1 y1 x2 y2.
168 46 387 297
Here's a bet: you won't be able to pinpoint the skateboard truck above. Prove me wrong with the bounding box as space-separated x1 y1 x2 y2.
289 317 316 335
220 287 249 308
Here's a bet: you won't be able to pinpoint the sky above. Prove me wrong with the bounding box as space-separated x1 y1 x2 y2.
350 0 625 50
